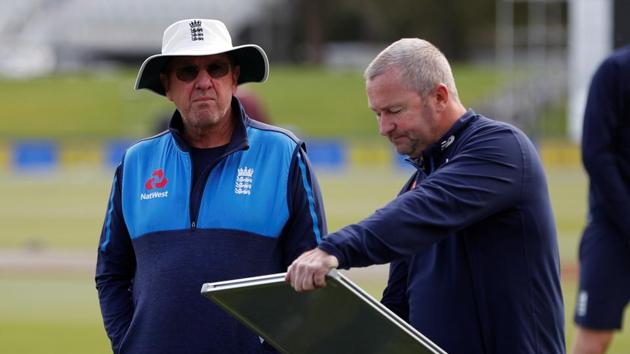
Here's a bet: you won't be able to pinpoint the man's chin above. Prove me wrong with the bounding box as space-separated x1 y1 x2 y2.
194 111 223 123
394 147 421 159
392 143 411 156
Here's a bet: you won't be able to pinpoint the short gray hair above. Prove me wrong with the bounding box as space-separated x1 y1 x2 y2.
364 38 459 101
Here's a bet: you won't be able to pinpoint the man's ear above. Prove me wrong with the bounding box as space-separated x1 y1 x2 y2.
160 73 171 98
231 65 241 91
434 83 449 110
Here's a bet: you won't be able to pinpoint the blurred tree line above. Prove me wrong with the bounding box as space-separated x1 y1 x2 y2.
289 0 496 62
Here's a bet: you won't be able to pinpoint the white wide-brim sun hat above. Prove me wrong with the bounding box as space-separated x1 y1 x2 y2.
135 19 269 96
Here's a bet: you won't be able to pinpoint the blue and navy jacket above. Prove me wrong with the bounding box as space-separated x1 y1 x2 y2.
318 110 565 354
96 99 326 354
582 46 630 241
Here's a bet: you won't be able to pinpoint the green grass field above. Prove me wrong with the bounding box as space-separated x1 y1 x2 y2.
0 64 504 140
0 164 629 353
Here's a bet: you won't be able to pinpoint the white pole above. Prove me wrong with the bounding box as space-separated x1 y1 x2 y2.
567 0 612 143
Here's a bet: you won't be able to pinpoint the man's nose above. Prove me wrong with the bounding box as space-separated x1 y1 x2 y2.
378 115 394 136
194 69 213 89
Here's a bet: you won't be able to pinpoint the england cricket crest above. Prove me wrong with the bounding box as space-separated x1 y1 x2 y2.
235 166 254 195
189 20 204 41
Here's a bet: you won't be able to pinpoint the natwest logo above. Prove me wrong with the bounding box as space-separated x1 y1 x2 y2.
141 168 169 201
145 169 168 190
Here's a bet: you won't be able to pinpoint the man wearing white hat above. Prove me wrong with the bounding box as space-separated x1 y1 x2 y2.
96 19 327 353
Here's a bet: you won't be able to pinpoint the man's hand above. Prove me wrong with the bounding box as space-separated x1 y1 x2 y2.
285 248 339 292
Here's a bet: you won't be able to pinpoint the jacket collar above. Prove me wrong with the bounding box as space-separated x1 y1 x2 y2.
168 97 250 153
424 109 477 157
406 109 479 169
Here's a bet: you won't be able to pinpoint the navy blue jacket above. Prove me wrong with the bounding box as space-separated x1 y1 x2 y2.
96 99 327 354
582 46 630 240
319 110 565 354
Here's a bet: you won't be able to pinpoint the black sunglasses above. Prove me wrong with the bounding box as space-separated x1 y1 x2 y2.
172 61 231 82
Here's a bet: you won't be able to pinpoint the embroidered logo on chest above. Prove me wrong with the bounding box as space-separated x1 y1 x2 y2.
140 168 169 200
235 167 254 195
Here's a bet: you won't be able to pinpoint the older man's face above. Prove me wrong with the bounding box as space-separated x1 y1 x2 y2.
162 54 240 132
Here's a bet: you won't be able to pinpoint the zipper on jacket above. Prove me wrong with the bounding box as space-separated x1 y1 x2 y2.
188 142 248 232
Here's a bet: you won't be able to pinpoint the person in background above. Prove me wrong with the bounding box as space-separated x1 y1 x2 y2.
286 38 565 354
571 45 630 354
237 86 271 124
96 18 326 353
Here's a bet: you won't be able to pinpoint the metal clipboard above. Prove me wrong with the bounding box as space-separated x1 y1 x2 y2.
201 270 447 354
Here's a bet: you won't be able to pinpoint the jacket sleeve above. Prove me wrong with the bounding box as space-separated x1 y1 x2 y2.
581 57 630 239
381 259 410 321
95 165 136 353
280 145 328 267
318 126 526 268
